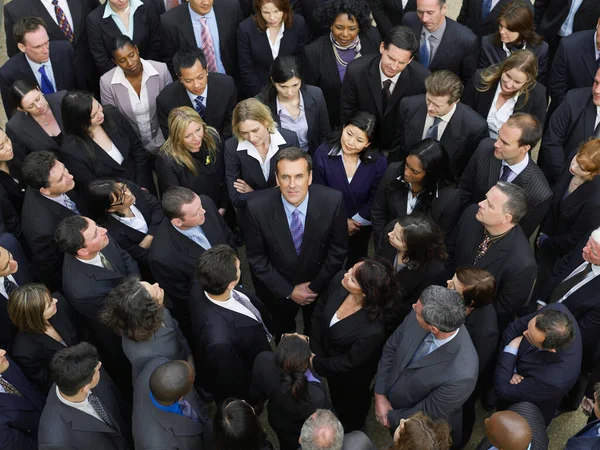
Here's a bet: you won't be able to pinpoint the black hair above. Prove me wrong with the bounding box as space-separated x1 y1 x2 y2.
276 334 312 403
316 0 372 32
173 47 207 77
21 151 58 189
396 214 447 270
327 110 380 163
149 360 194 403
161 186 197 220
195 245 239 295
536 309 575 351
260 55 304 106
214 399 264 450
13 16 47 45
86 178 122 222
54 215 88 255
9 79 38 114
50 342 99 396
354 257 396 322
109 34 135 55
383 25 419 55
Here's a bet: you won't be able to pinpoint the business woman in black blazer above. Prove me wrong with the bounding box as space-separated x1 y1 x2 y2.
302 0 381 127
250 335 331 450
224 98 299 210
0 129 25 215
238 0 310 97
256 56 331 155
8 286 78 394
60 91 153 192
86 0 161 75
310 259 394 432
86 179 164 282
462 50 547 138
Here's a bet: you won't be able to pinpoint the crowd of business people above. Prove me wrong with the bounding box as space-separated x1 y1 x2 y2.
1 0 600 449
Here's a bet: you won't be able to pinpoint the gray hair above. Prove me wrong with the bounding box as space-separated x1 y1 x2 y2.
495 181 528 224
420 286 466 332
300 410 344 450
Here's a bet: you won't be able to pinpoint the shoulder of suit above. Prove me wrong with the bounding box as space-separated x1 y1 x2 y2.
445 18 477 41
309 183 344 202
161 2 188 21
563 28 596 47
401 93 425 111
348 54 379 72
209 72 235 87
474 137 496 156
247 187 280 209
564 87 593 105
457 102 487 125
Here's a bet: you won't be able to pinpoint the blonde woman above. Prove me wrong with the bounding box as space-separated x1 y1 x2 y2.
224 98 299 209
157 106 227 215
462 49 546 138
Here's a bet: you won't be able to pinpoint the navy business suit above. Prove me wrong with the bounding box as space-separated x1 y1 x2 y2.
565 419 600 450
534 0 600 42
367 0 416 38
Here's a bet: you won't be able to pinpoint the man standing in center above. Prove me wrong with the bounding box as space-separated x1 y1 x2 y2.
245 147 348 340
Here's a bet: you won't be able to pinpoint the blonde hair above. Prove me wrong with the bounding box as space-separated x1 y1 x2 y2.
477 49 538 105
577 138 600 176
232 98 277 142
161 106 220 176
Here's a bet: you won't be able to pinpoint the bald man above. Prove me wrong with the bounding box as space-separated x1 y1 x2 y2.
480 410 532 450
299 410 344 450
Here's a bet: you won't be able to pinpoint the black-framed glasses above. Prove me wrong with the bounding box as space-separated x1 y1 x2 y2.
111 183 128 207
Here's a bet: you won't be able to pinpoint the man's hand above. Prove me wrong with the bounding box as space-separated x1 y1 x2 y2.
138 235 154 249
290 282 317 306
375 393 392 428
347 219 361 236
508 336 523 349
581 396 595 416
510 373 524 385
218 208 226 216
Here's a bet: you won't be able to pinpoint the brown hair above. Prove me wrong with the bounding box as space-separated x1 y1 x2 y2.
477 49 538 105
424 70 464 104
455 267 496 308
253 0 293 32
8 283 52 334
493 1 542 48
232 98 277 142
576 138 600 176
393 412 452 450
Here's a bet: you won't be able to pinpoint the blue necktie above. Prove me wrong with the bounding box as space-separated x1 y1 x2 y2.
290 209 303 255
63 194 80 214
191 226 211 249
194 96 206 118
419 34 430 69
410 334 435 365
426 117 442 140
38 65 55 95
481 0 493 19
179 399 200 423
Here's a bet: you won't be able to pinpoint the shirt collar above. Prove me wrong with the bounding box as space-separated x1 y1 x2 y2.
432 328 459 348
430 102 457 123
25 54 50 70
281 191 309 217
103 0 143 18
111 58 157 86
236 129 286 152
172 223 203 238
501 152 529 173
186 84 208 105
379 61 401 86
276 93 304 116
188 3 214 19
149 391 181 413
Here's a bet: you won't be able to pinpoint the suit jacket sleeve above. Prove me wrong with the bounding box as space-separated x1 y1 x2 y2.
155 158 181 199
544 199 600 255
540 97 572 184
529 84 547 125
224 142 262 208
0 423 37 450
142 189 164 235
461 36 480 85
533 0 549 29
461 73 479 112
3 5 18 58
374 323 402 395
457 0 470 26
160 15 178 73
86 11 114 75
222 81 237 140
548 42 569 106
496 261 537 320
313 88 331 151
339 65 359 124
11 339 52 393
237 22 262 97
145 6 162 62
367 0 393 37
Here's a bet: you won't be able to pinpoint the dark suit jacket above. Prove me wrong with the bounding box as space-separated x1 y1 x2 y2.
0 356 45 450
548 30 597 120
447 205 537 326
312 144 388 220
148 196 234 310
21 187 85 291
60 106 152 190
245 184 348 299
159 0 243 75
0 42 75 118
476 402 549 450
309 270 386 383
495 303 583 425
402 14 479 84
462 69 548 128
374 310 479 443
10 293 78 394
156 75 237 140
38 372 131 450
223 128 299 209
457 0 532 37
565 419 600 450
3 0 99 92
479 35 549 83
132 357 208 450
256 85 331 155
188 283 272 402
459 138 553 238
367 0 416 38
86 1 161 75
534 0 600 41
302 28 382 128
237 14 310 97
342 431 376 450
465 303 499 377
5 90 65 159
540 87 596 185
340 55 430 154
399 95 489 177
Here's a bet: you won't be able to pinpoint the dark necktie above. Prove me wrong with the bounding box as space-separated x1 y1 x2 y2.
88 391 115 428
232 290 273 341
481 0 493 19
548 263 593 303
38 66 55 95
382 79 392 111
594 121 600 139
290 209 304 255
194 96 206 118
51 0 74 42
499 165 513 182
99 253 115 272
4 277 17 297
0 377 23 396
419 34 430 69
473 234 492 265
179 398 200 422
426 117 442 140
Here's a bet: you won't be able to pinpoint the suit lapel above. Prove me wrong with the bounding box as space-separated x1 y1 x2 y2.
179 7 198 49
480 83 497 117
513 160 534 190
113 83 136 125
146 69 161 121
367 59 385 117
584 100 597 138
299 193 324 261
267 201 298 264
303 90 317 145
488 154 502 187
583 35 598 79
323 45 342 91
168 223 205 259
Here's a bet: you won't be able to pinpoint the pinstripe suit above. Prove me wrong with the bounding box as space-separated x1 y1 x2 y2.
459 138 553 238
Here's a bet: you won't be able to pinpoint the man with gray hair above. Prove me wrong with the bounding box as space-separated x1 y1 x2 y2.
374 285 479 445
299 410 344 450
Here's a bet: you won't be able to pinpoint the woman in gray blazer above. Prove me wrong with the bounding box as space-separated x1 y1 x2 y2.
100 35 172 155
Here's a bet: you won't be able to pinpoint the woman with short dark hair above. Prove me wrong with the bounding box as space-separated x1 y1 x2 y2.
212 399 272 450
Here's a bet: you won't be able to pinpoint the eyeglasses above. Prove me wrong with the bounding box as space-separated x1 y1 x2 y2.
111 183 128 207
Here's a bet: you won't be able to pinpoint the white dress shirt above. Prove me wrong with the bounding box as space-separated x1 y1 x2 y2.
205 289 260 322
105 143 125 165
538 262 600 306
267 24 285 60
111 204 149 234
40 0 75 33
103 0 143 39
421 103 457 140
595 105 600 130
500 152 529 183
0 274 18 299
236 130 287 181
56 387 104 422
76 253 104 269
487 82 519 138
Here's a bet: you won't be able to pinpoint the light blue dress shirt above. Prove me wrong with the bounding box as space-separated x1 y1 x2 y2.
281 193 309 229
558 0 584 37
102 0 143 39
25 56 56 92
188 5 225 74
186 84 208 110
172 223 212 249
277 95 309 151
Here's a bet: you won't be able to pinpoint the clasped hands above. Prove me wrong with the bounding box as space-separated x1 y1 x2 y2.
290 282 317 306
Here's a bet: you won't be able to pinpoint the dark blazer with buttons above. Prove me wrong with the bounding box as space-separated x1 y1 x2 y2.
10 293 78 394
447 205 537 328
0 355 45 450
459 138 553 238
38 370 132 450
367 0 416 38
86 1 161 75
238 14 310 97
399 95 489 177
5 90 65 159
465 303 499 377
0 43 75 118
132 357 208 450
302 28 382 128
224 127 299 209
462 69 548 128
340 54 430 154
402 14 479 85
159 0 243 75
156 75 237 140
256 85 331 155
457 0 532 37
479 35 549 84
534 0 600 42
565 419 600 450
495 303 583 425
60 106 153 190
188 282 272 403
148 196 235 311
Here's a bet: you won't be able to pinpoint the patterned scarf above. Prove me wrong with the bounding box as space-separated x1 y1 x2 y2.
330 32 362 68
